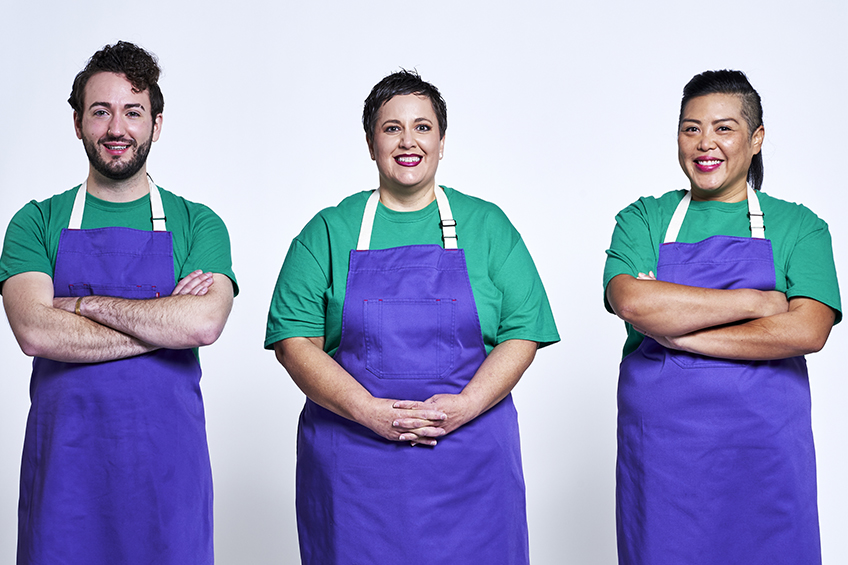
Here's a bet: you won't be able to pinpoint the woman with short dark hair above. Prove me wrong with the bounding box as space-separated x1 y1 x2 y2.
266 70 559 564
604 69 841 564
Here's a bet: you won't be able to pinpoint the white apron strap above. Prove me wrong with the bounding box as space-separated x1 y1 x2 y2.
356 189 382 251
664 191 692 244
434 186 457 249
664 185 764 244
67 177 167 231
148 177 167 232
746 185 765 239
356 186 457 251
68 182 89 230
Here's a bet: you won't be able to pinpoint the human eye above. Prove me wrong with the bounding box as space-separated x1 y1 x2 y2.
93 109 109 117
415 123 432 132
681 125 699 133
126 111 142 118
384 125 400 133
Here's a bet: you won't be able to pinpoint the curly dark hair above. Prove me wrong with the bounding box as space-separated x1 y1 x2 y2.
363 69 447 141
69 41 164 121
679 70 764 191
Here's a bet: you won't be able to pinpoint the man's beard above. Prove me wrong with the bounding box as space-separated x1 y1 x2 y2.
83 133 153 181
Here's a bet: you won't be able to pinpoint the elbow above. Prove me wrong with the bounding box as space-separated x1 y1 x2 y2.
192 318 227 347
606 275 646 326
19 340 43 358
14 327 50 358
610 294 649 327
802 333 829 355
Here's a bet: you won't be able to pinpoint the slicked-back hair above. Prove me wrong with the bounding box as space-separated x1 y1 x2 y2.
69 41 164 122
363 69 447 141
679 69 764 191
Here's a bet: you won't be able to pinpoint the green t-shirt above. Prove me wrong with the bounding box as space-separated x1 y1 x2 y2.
0 185 239 295
265 187 559 356
603 189 841 358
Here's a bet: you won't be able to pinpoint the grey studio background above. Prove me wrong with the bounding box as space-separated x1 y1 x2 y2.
1 1 846 563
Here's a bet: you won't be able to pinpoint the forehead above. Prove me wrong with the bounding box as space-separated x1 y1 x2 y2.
378 94 437 120
682 92 744 118
83 72 151 109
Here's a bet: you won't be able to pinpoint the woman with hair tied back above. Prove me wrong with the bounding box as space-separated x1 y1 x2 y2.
265 70 559 564
604 70 841 564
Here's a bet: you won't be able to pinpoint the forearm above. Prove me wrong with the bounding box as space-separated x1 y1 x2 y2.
607 274 787 336
459 339 538 417
667 298 835 360
73 274 233 349
33 309 156 362
3 272 156 362
275 336 376 423
275 336 448 444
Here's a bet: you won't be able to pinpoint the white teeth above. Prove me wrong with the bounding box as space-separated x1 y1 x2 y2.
396 156 420 163
698 159 721 165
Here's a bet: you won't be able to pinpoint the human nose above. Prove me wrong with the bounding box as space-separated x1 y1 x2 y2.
399 128 416 149
696 129 716 151
107 115 125 138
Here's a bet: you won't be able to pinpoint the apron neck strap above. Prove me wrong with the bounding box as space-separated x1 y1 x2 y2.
68 177 167 231
356 185 457 251
664 185 764 243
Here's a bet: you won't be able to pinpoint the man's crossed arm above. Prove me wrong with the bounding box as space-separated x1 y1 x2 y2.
2 270 234 363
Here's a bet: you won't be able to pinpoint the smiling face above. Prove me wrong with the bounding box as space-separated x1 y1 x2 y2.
368 94 444 200
677 93 764 202
74 72 162 182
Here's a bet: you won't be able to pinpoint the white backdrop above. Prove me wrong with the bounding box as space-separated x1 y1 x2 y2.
1 1 845 563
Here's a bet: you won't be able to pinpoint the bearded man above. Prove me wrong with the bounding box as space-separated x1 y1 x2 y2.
0 41 237 564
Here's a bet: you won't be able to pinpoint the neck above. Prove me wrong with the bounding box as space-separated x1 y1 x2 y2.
85 167 150 202
690 183 748 203
379 180 437 212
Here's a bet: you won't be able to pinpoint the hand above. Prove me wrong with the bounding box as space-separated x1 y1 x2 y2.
172 270 215 296
395 393 478 439
360 398 447 447
643 332 686 351
760 290 790 318
636 271 657 281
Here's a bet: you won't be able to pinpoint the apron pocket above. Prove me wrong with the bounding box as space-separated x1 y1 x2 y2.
364 298 456 379
67 282 164 299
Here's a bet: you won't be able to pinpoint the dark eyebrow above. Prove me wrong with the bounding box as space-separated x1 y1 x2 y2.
380 117 433 126
88 102 146 111
680 117 740 126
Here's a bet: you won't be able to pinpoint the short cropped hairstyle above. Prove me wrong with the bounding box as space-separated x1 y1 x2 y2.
363 69 447 141
69 41 164 120
679 70 764 191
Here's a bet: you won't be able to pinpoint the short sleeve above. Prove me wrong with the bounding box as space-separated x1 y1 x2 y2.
264 237 330 349
492 237 559 348
179 204 239 295
0 201 54 291
783 212 841 324
481 206 559 349
603 198 663 313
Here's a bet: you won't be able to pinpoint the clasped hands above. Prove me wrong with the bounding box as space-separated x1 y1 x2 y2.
369 393 477 447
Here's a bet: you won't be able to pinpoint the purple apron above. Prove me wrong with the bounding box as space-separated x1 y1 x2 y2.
18 180 213 565
616 188 820 564
295 188 528 564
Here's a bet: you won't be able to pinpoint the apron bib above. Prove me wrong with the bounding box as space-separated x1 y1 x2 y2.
18 179 213 565
616 187 820 564
295 187 529 565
